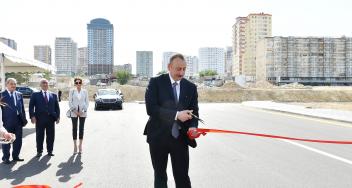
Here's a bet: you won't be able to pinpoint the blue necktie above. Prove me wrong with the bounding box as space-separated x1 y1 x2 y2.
9 92 15 107
171 82 179 138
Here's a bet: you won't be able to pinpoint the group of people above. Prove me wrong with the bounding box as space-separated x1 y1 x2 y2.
0 77 89 164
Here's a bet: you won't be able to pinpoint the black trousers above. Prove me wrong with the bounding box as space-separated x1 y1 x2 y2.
36 115 55 153
2 116 22 160
149 135 191 188
71 117 86 140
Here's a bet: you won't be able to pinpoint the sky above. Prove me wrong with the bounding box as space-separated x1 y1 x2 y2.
1 0 352 74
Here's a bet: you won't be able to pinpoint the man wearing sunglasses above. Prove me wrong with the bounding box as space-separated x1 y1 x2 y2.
29 78 60 157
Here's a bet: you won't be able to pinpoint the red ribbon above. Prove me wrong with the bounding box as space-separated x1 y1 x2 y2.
188 128 352 144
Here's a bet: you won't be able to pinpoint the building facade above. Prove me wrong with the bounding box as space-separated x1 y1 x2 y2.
256 36 352 85
225 46 233 77
34 45 51 64
55 37 77 76
198 47 225 76
136 51 153 77
185 55 198 77
78 47 88 75
87 18 114 75
232 13 272 80
0 37 17 50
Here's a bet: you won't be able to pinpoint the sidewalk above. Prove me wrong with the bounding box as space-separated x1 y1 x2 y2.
241 101 352 124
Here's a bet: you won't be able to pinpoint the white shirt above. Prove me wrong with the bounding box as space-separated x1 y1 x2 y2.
41 90 49 102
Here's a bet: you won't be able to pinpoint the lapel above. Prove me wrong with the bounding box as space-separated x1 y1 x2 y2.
164 74 176 103
179 79 186 104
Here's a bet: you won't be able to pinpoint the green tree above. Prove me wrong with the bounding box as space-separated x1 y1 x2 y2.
43 71 52 80
5 72 26 84
199 70 218 77
157 70 167 75
116 70 131 85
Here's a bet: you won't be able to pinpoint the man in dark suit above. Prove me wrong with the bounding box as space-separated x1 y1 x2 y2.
29 79 60 157
144 53 199 188
1 78 27 164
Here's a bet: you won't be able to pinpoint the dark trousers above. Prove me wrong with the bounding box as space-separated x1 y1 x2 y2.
2 116 22 160
36 115 55 153
71 117 86 140
149 135 191 188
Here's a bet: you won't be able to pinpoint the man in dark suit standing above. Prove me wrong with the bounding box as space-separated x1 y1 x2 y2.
144 53 199 188
1 78 27 164
29 79 60 157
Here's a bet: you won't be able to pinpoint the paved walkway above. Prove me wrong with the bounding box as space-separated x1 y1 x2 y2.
242 101 352 123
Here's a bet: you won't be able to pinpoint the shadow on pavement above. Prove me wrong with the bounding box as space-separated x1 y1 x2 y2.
0 155 52 185
56 154 83 182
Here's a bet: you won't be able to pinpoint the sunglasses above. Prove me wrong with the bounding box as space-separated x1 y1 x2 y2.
75 82 82 85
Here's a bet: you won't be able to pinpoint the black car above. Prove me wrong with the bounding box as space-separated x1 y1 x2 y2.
16 86 39 98
94 89 123 110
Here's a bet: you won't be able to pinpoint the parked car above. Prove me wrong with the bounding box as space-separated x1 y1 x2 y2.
94 89 123 110
16 86 39 98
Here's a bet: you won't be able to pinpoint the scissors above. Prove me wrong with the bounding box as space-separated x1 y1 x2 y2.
189 112 205 124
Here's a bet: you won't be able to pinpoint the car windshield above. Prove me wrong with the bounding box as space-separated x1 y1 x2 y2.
97 90 116 95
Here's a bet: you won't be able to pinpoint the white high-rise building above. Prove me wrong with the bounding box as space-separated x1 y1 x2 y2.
55 37 77 76
136 51 153 77
34 45 51 64
232 13 272 80
78 47 88 75
0 37 17 50
162 52 177 72
185 55 198 77
198 47 225 75
225 46 233 77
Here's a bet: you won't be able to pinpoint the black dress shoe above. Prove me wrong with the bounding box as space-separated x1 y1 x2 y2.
13 158 24 162
36 152 42 157
48 153 54 156
2 159 11 164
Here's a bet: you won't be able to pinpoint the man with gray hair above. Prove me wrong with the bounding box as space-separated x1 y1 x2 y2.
29 78 60 157
1 78 27 164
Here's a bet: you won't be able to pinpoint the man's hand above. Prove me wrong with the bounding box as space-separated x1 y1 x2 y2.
31 117 36 124
56 118 60 124
177 110 193 122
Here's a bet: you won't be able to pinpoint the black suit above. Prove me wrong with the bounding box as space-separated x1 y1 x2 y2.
29 91 60 154
144 74 199 188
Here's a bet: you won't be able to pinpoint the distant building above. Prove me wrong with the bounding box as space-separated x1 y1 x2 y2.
87 18 114 75
34 45 51 64
232 13 272 80
256 36 352 85
136 51 153 77
113 64 132 74
225 46 233 77
198 47 225 76
185 55 198 77
78 47 88 75
0 37 17 50
55 37 77 76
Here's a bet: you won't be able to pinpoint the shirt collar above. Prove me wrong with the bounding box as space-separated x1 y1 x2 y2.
41 90 49 94
168 73 180 85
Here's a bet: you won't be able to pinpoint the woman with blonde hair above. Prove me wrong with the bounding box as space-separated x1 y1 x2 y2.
68 78 89 154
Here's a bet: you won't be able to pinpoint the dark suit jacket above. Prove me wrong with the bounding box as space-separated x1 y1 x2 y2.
1 91 27 127
144 74 199 148
29 91 60 121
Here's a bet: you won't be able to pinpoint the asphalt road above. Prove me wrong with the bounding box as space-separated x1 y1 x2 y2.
0 102 352 188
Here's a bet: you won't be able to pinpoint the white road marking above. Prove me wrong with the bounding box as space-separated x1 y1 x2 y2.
282 139 352 165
